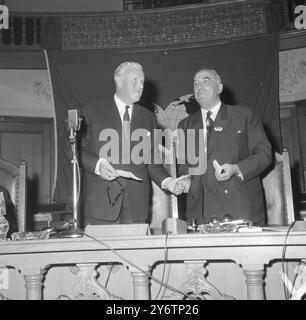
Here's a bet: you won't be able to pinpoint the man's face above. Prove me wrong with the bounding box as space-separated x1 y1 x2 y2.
117 67 144 104
193 70 223 109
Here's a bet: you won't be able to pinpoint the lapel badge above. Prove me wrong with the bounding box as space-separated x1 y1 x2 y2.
214 127 223 132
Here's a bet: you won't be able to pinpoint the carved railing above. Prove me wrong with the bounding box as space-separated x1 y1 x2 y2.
0 231 306 300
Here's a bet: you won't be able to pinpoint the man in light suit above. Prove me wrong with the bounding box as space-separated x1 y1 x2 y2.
178 68 272 226
81 62 183 225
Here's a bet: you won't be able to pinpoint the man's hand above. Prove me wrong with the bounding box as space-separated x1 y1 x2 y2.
176 176 191 193
98 160 119 181
215 163 241 182
163 177 191 195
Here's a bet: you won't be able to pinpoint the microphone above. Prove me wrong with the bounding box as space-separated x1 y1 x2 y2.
67 109 81 131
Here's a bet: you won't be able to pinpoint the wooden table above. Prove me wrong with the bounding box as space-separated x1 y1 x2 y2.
1 229 306 300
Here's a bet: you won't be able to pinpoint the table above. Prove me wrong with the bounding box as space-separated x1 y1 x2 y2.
1 230 306 300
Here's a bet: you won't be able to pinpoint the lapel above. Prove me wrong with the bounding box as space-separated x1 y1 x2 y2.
186 110 203 159
130 103 143 133
189 110 204 130
207 103 229 159
107 99 122 135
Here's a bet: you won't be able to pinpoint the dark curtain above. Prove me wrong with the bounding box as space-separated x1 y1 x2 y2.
47 33 281 204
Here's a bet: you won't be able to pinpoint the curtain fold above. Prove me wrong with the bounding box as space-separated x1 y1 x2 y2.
47 33 281 204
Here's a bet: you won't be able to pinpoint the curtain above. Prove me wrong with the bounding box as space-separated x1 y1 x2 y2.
47 33 281 204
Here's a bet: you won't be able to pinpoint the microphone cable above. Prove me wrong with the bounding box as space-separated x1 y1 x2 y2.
83 231 188 299
154 231 171 300
281 221 295 300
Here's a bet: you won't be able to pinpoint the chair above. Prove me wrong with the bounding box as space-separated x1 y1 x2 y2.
262 148 295 225
0 158 27 232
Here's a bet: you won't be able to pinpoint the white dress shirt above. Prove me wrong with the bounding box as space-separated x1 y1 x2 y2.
201 101 221 152
114 94 133 123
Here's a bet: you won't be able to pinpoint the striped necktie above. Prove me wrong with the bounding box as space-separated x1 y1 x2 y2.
206 111 214 142
123 105 130 122
122 105 130 163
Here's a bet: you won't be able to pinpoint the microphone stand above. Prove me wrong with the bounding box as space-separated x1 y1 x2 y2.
58 125 83 238
161 135 187 235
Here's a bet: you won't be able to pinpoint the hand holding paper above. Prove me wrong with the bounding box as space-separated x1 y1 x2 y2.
116 170 143 181
213 160 241 182
213 160 223 175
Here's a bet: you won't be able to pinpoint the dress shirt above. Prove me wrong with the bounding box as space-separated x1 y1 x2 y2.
114 94 133 123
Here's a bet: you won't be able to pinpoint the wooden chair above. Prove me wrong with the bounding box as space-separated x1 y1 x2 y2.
0 158 27 232
262 149 295 225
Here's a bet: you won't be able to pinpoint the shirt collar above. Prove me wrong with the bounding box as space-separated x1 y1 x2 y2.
201 101 221 121
114 94 132 110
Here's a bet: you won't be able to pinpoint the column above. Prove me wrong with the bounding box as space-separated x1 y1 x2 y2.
130 266 150 300
21 268 46 300
242 265 265 300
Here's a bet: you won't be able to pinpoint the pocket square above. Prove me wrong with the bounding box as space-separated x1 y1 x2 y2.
146 131 151 136
237 130 242 134
214 127 223 132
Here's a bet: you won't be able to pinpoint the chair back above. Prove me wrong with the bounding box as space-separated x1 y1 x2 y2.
0 158 27 232
262 149 295 225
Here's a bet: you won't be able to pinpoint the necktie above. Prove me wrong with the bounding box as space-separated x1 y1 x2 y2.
122 106 130 163
123 105 130 122
206 111 214 139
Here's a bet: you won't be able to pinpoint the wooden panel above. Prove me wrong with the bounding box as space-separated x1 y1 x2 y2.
296 100 306 174
0 50 46 69
0 117 55 213
280 106 305 192
280 30 306 51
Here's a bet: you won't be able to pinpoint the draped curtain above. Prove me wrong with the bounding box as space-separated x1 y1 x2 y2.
47 33 281 204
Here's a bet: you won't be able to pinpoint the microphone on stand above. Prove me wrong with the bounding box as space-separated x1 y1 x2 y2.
59 109 83 238
68 109 82 140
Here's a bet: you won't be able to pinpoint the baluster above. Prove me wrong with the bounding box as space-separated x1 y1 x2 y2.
130 266 151 300
20 267 47 300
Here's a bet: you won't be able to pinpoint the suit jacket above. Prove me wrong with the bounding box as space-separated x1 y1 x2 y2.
81 98 169 224
178 103 272 224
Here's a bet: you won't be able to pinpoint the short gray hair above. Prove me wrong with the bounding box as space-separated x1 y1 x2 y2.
195 68 222 84
114 62 143 82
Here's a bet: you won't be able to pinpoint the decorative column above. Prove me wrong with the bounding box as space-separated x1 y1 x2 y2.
242 265 265 300
130 266 150 300
21 268 46 300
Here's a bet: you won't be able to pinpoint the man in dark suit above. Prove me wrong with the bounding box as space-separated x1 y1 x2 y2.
177 68 272 226
81 61 183 225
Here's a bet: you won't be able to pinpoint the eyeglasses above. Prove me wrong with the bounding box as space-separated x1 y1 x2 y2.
106 179 125 207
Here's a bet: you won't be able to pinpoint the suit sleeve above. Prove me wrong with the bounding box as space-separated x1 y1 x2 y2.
147 114 171 186
177 119 189 177
237 109 272 182
80 105 99 175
